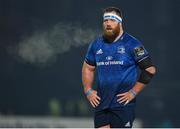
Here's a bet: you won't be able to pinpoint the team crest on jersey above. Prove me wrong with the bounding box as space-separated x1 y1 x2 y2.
96 49 103 55
117 46 125 54
134 46 145 57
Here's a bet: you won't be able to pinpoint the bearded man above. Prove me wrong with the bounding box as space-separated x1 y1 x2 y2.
82 7 156 128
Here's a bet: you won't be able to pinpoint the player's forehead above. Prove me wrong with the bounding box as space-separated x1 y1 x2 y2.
104 11 117 15
103 18 117 23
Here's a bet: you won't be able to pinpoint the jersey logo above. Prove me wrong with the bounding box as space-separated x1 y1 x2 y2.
106 56 113 61
117 46 125 54
124 121 131 127
134 46 145 57
96 49 103 55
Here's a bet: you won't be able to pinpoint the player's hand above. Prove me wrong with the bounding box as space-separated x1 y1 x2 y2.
86 90 101 108
116 91 135 105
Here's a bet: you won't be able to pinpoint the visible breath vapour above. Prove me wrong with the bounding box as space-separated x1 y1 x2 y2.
14 22 99 66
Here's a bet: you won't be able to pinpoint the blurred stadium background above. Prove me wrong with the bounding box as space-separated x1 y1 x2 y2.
0 0 179 127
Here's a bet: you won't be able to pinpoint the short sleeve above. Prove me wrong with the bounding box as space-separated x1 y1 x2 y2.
130 40 149 63
85 42 96 66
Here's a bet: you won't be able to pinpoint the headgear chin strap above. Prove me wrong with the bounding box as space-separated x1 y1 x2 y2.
103 13 122 23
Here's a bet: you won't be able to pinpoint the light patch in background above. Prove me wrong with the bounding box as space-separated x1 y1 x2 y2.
14 22 99 66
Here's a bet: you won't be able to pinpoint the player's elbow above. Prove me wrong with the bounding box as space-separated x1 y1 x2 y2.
146 66 156 75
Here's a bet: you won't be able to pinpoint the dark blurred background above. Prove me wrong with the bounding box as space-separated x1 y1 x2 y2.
0 0 180 127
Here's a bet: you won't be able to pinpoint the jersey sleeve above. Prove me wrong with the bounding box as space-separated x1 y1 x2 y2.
85 42 96 66
130 39 149 63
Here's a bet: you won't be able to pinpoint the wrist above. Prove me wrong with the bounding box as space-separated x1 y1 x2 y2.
85 88 93 96
84 86 92 93
129 89 137 97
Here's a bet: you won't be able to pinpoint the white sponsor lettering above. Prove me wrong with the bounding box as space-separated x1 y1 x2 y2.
96 62 104 66
96 61 124 66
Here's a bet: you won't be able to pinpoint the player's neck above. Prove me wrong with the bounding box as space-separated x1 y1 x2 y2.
113 30 124 42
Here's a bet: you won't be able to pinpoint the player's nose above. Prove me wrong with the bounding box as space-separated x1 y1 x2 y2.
106 24 112 29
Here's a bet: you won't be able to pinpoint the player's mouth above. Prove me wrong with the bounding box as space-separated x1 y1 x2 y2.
106 27 113 31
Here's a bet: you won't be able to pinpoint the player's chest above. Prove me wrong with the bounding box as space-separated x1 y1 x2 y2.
94 45 133 66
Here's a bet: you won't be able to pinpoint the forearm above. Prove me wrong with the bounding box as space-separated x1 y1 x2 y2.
132 82 145 94
82 72 94 93
132 66 156 95
82 62 95 93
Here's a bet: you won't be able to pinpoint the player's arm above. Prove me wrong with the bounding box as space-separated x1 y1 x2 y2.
82 61 101 108
117 57 156 104
82 61 95 93
131 60 156 95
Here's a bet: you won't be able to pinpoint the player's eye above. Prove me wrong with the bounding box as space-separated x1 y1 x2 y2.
104 19 108 22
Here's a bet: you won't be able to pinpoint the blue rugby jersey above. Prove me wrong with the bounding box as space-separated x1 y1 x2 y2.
85 32 149 111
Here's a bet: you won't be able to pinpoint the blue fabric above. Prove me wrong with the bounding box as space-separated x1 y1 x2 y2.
85 32 149 111
94 108 135 128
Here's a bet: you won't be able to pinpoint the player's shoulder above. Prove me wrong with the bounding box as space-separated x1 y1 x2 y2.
124 33 141 43
89 36 104 48
91 36 103 44
124 33 143 47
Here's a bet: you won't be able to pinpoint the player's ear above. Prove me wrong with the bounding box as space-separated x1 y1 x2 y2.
119 22 122 27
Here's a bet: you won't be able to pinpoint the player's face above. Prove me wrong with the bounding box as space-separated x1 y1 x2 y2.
103 19 120 39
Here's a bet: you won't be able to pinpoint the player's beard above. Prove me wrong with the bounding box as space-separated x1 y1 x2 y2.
103 24 120 43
